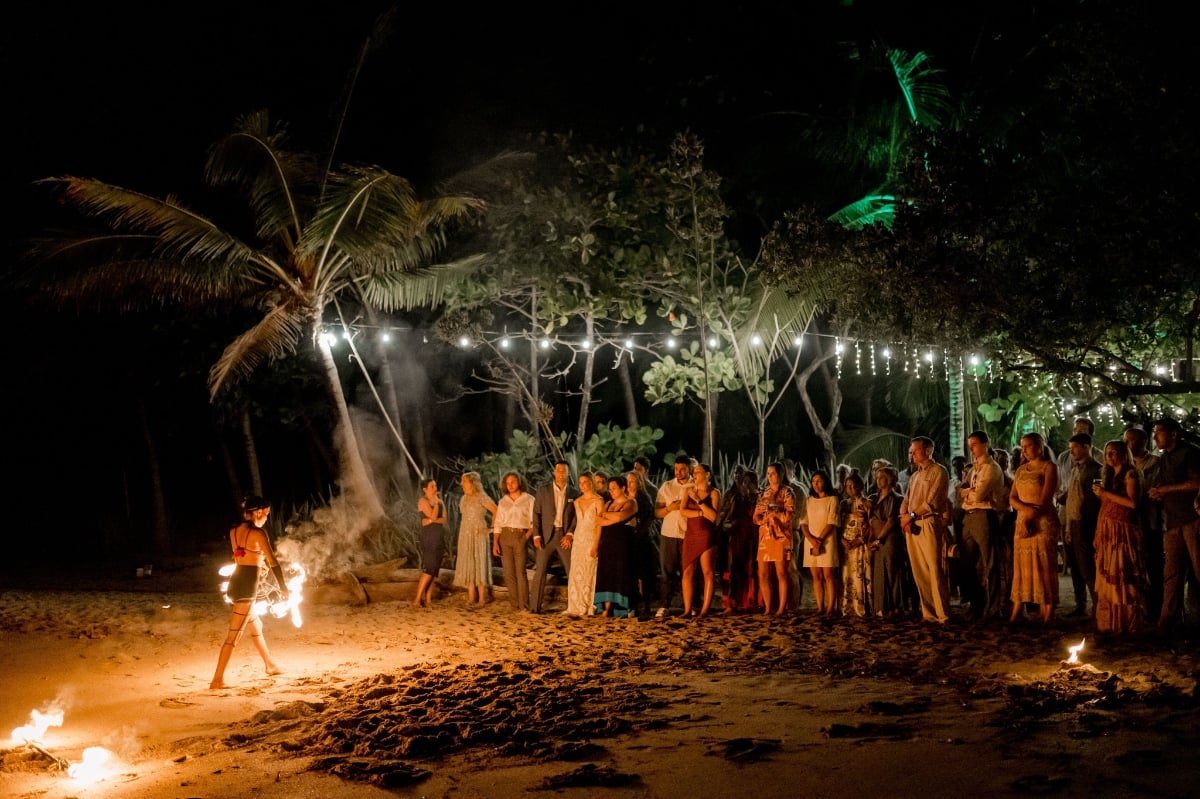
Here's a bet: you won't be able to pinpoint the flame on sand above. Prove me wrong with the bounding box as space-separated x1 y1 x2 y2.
11 707 115 783
1066 638 1086 664
11 708 63 744
67 746 113 783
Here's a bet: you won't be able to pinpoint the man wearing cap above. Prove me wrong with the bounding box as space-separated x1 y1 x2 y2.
1058 432 1102 616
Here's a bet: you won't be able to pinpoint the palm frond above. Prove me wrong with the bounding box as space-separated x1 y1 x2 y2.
30 178 272 301
732 285 821 374
204 110 320 243
356 254 489 311
888 49 953 129
208 298 308 398
828 193 896 230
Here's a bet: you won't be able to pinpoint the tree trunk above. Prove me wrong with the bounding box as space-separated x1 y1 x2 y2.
948 371 965 460
617 357 639 427
241 407 263 497
316 333 388 521
575 315 597 455
792 340 841 472
138 396 172 555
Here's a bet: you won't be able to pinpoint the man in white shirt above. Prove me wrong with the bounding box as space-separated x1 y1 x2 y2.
492 472 535 612
653 457 693 618
957 431 1008 621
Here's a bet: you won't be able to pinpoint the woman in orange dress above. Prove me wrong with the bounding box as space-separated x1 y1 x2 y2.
1008 433 1060 625
754 462 796 616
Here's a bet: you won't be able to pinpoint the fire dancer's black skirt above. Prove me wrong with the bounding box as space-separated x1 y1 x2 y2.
227 564 261 602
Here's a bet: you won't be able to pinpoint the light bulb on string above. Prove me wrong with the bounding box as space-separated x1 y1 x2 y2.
751 334 762 346
380 331 392 343
539 338 551 350
624 339 634 350
854 340 861 376
834 337 843 378
499 337 511 350
708 337 718 349
870 341 877 376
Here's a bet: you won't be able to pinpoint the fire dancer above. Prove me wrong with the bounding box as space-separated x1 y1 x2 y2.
210 495 287 689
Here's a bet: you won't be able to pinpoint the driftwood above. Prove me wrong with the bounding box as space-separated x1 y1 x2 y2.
307 564 565 606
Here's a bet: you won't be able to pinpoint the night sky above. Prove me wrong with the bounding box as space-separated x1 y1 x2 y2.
2 2 1061 560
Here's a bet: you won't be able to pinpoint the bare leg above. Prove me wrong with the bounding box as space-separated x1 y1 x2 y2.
699 551 716 615
682 563 696 615
210 602 251 689
758 563 775 614
810 568 825 613
774 561 790 615
415 575 432 607
247 615 283 675
465 585 478 605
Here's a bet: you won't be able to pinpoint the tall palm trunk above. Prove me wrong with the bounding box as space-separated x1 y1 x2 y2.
241 406 264 496
138 396 172 555
315 333 387 521
617 358 639 427
574 313 597 454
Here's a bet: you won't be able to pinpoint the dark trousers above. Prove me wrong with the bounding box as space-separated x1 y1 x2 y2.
1063 517 1097 610
659 536 683 610
529 527 572 612
959 510 1002 619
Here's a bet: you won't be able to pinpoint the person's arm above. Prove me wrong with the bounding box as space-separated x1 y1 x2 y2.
1096 469 1138 510
1036 462 1059 512
258 531 288 598
654 486 671 519
530 488 545 546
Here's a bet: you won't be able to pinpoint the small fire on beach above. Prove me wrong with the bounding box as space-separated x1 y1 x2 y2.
10 706 115 785
1065 638 1086 665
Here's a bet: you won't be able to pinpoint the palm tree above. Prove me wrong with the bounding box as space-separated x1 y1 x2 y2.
30 110 483 537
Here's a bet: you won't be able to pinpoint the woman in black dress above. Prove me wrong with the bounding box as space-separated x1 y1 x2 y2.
415 478 447 607
591 475 639 618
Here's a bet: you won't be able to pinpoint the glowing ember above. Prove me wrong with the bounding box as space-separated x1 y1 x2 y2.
1066 638 1086 664
11 708 63 744
67 746 113 783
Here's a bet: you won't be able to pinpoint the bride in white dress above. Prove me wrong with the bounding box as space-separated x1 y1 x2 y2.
565 473 603 616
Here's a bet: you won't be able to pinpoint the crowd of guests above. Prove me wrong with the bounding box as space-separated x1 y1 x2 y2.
418 417 1200 635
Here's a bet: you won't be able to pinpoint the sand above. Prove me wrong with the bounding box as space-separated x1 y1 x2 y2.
1 556 1197 799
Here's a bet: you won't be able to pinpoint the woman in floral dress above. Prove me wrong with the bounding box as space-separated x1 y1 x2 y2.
453 471 497 606
1091 440 1147 634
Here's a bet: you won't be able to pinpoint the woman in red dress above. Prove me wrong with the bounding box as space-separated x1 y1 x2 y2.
681 462 721 617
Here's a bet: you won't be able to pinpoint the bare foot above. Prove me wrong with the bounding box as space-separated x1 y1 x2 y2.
265 664 284 676
209 680 228 690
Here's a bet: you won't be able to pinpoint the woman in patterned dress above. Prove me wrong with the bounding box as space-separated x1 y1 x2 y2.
840 472 872 617
453 471 497 607
1091 440 1147 634
754 462 796 616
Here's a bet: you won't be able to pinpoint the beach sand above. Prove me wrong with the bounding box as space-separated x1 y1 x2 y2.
1 555 1197 798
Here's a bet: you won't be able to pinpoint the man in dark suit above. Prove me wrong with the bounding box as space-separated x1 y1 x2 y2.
529 460 580 613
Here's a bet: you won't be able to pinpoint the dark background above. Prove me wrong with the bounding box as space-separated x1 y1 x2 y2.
1 2 1062 562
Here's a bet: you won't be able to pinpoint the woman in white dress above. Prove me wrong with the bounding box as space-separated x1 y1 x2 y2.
800 469 842 618
565 473 604 616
